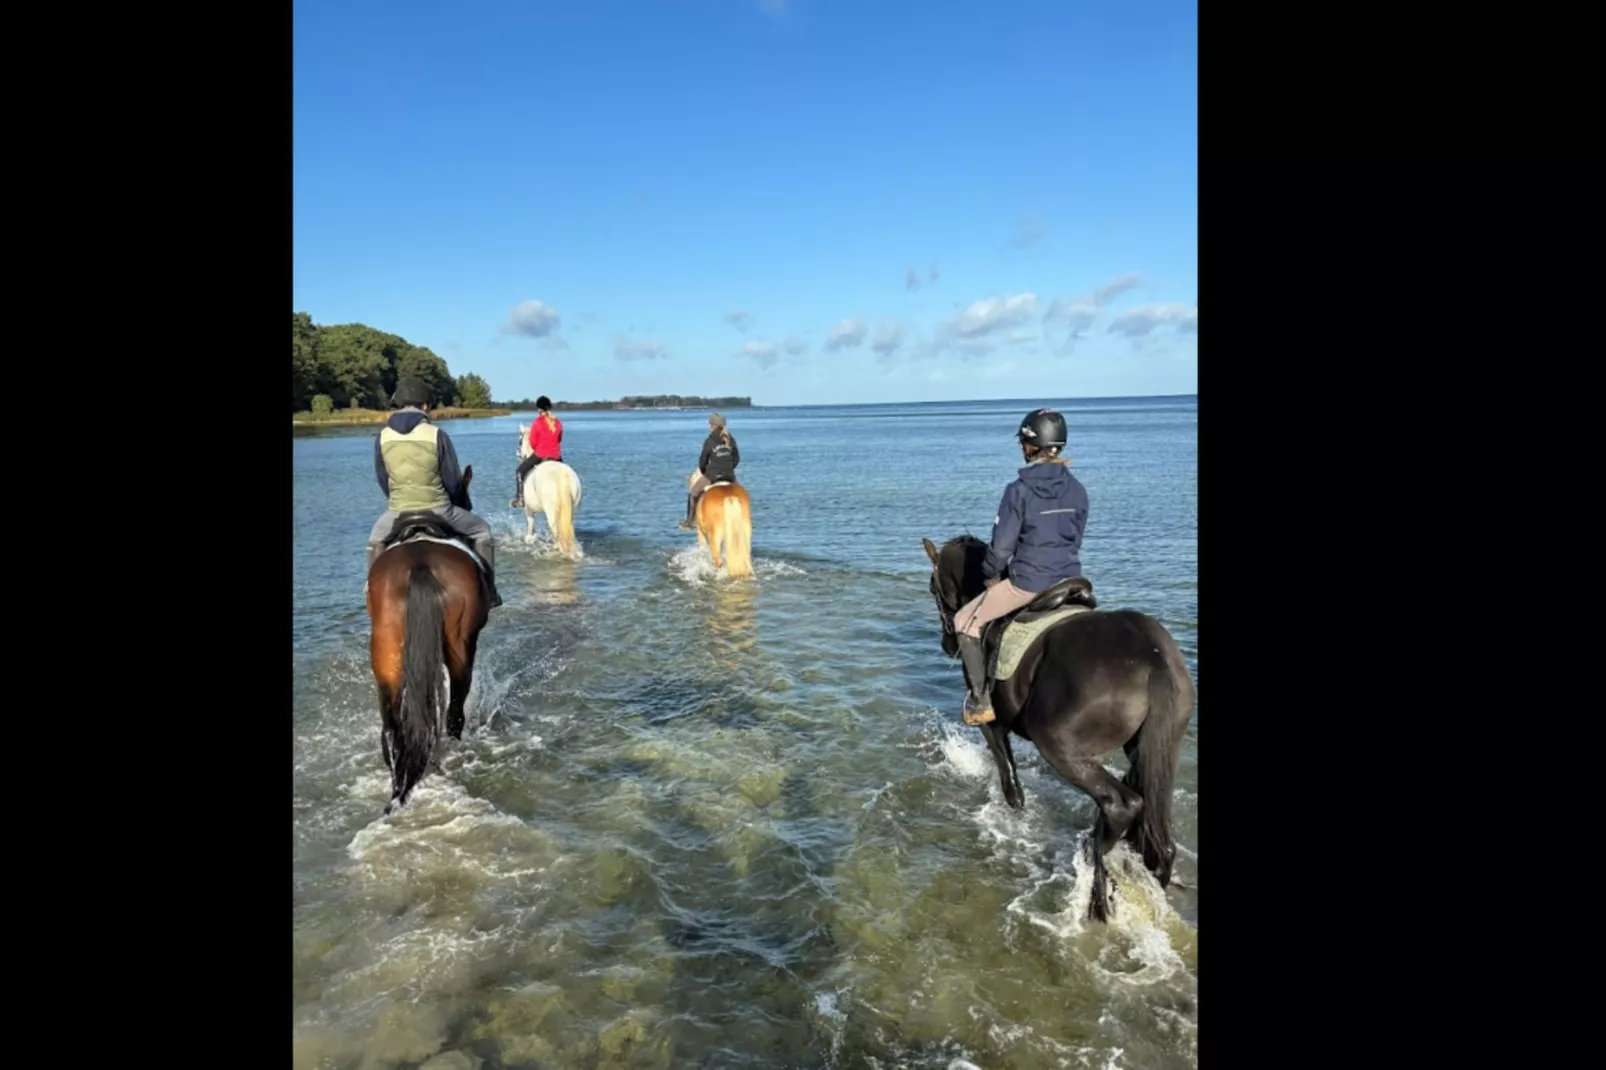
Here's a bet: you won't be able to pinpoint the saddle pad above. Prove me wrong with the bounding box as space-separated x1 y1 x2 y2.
997 605 1093 680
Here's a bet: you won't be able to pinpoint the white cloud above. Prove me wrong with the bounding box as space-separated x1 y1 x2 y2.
825 315 868 350
871 319 905 363
738 339 780 369
1043 272 1144 352
504 299 561 338
614 335 668 361
1108 304 1198 338
724 309 752 332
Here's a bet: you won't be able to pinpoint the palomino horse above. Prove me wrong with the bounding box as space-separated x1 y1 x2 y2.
366 465 493 816
691 470 754 579
922 534 1195 921
515 424 583 559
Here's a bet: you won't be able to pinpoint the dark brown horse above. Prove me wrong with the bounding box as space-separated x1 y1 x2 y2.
366 465 493 815
923 534 1195 921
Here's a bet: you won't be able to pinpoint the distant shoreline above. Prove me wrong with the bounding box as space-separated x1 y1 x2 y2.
291 406 511 428
496 395 754 413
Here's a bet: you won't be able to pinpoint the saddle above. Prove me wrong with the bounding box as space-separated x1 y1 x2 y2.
377 511 489 575
980 576 1098 685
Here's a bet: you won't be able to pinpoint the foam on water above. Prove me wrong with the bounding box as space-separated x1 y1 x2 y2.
666 544 807 585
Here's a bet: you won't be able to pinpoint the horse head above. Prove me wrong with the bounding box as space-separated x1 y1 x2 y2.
515 424 530 459
922 534 988 659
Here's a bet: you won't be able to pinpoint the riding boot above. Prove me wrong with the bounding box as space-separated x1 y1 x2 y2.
474 538 504 610
510 471 524 510
956 634 995 725
678 492 695 531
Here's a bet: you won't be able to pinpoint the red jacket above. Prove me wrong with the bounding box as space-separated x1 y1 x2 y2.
528 413 563 459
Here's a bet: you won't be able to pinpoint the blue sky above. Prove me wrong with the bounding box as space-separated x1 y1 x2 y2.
293 0 1196 406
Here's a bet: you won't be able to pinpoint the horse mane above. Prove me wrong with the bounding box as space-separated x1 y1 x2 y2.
941 533 985 553
937 533 988 595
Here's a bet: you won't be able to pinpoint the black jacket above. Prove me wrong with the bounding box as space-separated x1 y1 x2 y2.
698 430 740 483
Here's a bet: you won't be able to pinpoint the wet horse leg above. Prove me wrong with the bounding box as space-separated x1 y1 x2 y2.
1035 743 1145 922
978 722 1025 809
377 681 397 772
370 608 407 804
445 628 479 741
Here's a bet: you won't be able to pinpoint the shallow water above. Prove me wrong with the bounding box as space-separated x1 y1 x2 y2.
293 396 1198 1069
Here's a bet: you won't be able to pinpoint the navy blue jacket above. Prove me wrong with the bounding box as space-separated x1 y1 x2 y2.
982 460 1089 594
373 407 470 510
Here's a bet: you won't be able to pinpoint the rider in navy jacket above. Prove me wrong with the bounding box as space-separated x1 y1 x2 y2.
981 449 1089 591
952 408 1089 726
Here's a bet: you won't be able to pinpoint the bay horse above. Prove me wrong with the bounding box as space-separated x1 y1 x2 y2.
366 465 493 815
922 534 1195 922
691 470 754 579
515 424 583 559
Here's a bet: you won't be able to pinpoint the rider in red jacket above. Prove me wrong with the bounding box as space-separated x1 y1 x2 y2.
510 396 563 508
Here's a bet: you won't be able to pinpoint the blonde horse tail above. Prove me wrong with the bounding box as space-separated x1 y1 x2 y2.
721 489 754 579
549 469 576 558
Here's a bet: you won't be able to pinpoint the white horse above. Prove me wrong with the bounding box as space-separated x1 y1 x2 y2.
514 423 583 559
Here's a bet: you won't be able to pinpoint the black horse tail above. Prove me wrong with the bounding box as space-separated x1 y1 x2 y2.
1122 651 1192 888
392 564 446 811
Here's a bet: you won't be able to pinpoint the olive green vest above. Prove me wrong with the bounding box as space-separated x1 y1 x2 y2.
379 420 449 511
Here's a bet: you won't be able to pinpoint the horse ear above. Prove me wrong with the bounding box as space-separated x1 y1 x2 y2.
922 538 940 566
463 464 474 484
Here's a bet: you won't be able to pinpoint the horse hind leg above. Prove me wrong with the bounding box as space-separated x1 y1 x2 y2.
445 632 478 741
1036 748 1146 922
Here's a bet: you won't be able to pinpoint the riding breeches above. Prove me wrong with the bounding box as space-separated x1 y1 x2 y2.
369 505 496 570
516 453 554 483
955 578 1039 639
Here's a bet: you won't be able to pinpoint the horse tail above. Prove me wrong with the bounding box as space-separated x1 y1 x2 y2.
549 467 576 557
1122 633 1194 887
394 564 446 810
721 489 754 579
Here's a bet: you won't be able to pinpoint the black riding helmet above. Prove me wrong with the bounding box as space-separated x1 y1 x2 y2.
536 395 552 411
1017 407 1067 449
392 376 432 408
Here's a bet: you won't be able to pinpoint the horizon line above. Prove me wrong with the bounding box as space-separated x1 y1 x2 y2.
498 391 1197 410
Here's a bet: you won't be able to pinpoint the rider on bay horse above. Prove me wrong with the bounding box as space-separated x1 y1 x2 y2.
510 394 562 509
680 412 740 530
952 408 1089 725
366 376 503 609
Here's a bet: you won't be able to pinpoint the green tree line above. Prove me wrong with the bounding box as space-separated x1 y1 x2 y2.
292 312 492 413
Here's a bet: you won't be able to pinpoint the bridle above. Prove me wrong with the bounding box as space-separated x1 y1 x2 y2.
929 567 959 659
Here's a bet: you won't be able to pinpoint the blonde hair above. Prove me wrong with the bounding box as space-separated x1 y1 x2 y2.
1024 443 1070 465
